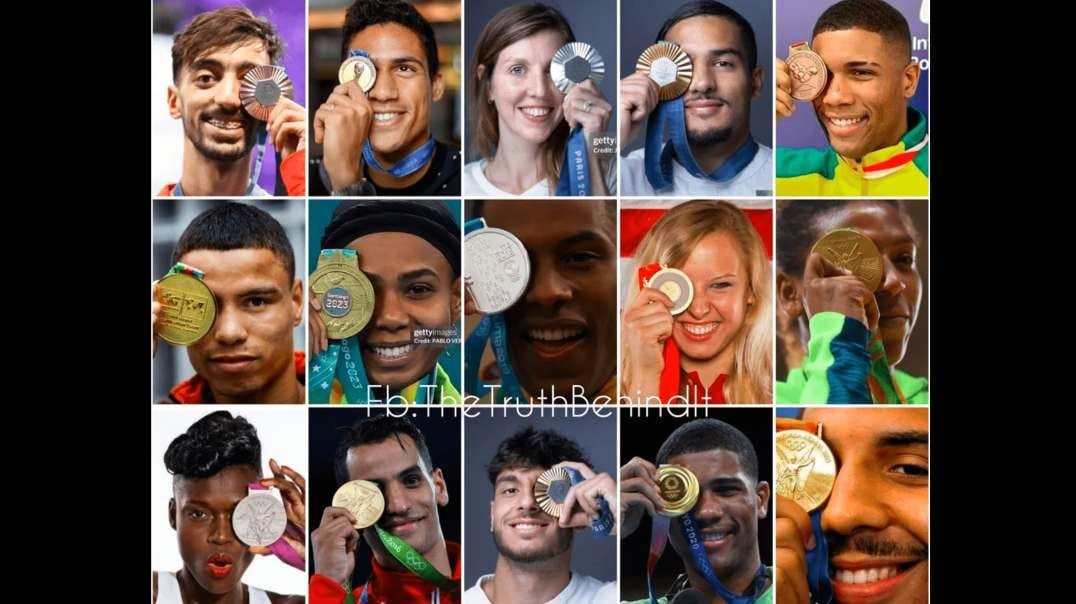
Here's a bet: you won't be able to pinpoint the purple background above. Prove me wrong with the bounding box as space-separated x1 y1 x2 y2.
777 0 928 149
153 0 306 193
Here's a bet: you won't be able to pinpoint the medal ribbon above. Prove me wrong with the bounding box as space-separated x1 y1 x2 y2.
245 482 304 570
166 262 205 279
644 97 758 190
866 334 907 404
861 135 928 180
637 263 681 403
363 137 437 178
463 218 527 403
174 125 269 197
777 420 834 604
357 525 457 603
561 466 614 535
555 127 591 196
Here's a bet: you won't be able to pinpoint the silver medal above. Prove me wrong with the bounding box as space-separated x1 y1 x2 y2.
465 225 530 314
232 490 287 547
550 42 605 93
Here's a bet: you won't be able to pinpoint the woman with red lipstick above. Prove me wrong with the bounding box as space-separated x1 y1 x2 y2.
153 410 306 603
774 199 927 404
464 2 615 196
622 200 773 403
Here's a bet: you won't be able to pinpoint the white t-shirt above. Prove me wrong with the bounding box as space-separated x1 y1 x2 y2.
464 159 551 197
620 144 773 196
463 572 617 603
155 570 271 604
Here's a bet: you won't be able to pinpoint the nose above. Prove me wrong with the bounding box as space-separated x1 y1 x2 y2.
383 480 412 516
213 73 242 112
684 284 713 320
209 513 234 545
212 302 248 346
691 488 726 525
689 55 715 95
368 61 399 101
820 460 890 536
374 287 409 332
876 256 907 296
820 72 853 107
524 260 572 309
529 65 554 98
516 481 540 512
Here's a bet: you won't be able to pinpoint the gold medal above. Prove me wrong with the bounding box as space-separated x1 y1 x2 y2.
646 267 693 315
637 42 692 101
810 228 884 292
332 480 386 529
656 464 699 517
776 429 836 512
310 249 375 340
157 273 216 346
339 53 377 92
786 43 828 101
534 467 574 518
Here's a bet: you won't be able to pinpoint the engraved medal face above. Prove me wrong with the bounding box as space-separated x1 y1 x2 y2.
157 273 216 346
647 268 694 315
464 227 530 314
810 228 884 292
240 65 295 121
656 464 700 517
339 53 377 92
233 491 287 546
332 480 386 529
311 251 375 340
534 466 573 518
787 47 828 101
637 42 692 101
550 42 605 93
776 429 836 513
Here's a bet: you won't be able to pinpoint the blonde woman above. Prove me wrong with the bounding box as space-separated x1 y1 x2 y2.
622 200 772 403
465 3 615 196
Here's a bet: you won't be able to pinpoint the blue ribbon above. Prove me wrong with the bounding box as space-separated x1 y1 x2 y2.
311 336 441 404
806 511 833 603
643 97 758 191
555 127 590 196
562 466 613 535
363 137 437 178
174 125 268 196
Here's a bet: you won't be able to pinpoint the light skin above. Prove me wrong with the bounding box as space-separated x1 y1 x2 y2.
623 231 755 399
620 15 762 174
167 39 306 196
314 23 445 191
479 29 612 194
157 460 306 604
311 434 451 583
776 28 921 161
776 409 927 604
308 231 461 391
152 248 304 403
621 449 770 600
485 461 615 604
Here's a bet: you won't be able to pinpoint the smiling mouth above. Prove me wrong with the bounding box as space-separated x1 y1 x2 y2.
831 562 917 585
827 116 867 128
206 117 245 131
372 111 403 125
368 343 413 359
682 322 717 335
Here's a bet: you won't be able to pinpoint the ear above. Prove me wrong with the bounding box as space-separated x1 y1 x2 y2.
451 276 461 318
756 480 771 520
432 467 449 507
169 497 177 530
292 278 304 327
776 272 804 319
431 71 445 103
167 84 182 119
902 59 921 98
750 64 764 100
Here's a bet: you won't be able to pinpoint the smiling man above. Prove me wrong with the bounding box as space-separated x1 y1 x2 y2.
310 414 460 603
621 418 773 603
466 199 617 403
310 0 461 196
776 0 927 196
619 1 772 196
152 202 305 404
465 426 617 603
163 7 307 197
775 408 928 604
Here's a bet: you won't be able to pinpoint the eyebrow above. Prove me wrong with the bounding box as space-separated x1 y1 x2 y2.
559 231 612 248
708 48 744 61
704 476 748 490
843 60 884 69
190 58 259 73
494 474 519 487
238 286 282 298
399 268 439 283
396 464 423 480
876 431 928 448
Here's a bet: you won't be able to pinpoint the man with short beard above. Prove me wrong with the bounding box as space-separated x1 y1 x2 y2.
464 427 617 603
619 1 772 196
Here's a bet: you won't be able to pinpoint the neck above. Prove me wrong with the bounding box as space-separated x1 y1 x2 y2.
368 135 435 190
685 551 763 604
180 141 252 196
680 343 736 389
211 363 302 404
486 129 545 193
176 568 245 604
486 551 571 604
688 127 749 174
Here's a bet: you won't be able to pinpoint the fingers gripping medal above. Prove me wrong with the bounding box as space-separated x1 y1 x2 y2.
157 263 216 346
332 480 386 529
339 49 377 93
464 220 530 314
311 249 375 340
786 42 828 101
550 41 605 93
810 228 884 292
637 41 692 102
240 65 296 122
645 267 693 315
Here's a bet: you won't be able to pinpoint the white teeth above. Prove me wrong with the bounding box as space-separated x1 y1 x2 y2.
835 567 900 584
373 344 412 358
829 116 865 126
683 323 718 335
528 328 582 341
521 107 550 117
700 531 728 541
373 112 399 123
209 119 242 130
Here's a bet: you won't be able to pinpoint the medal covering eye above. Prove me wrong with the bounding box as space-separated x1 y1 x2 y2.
810 229 884 292
464 227 531 314
157 272 217 346
646 268 694 315
232 491 287 546
786 43 828 101
534 467 573 518
637 41 693 101
311 250 376 340
550 42 605 93
655 464 699 517
240 65 294 121
332 480 386 529
775 429 836 512
339 51 377 92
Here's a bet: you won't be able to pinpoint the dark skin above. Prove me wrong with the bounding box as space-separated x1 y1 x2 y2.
156 462 305 603
469 200 617 400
